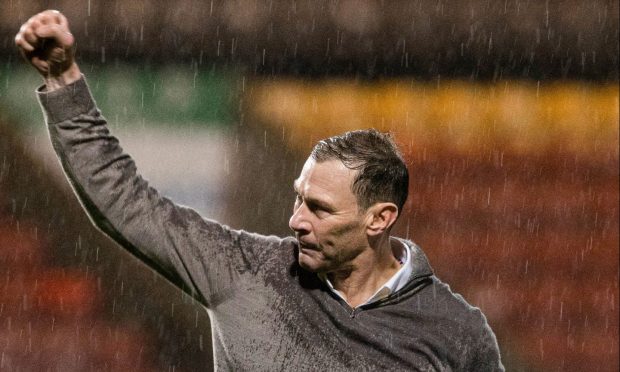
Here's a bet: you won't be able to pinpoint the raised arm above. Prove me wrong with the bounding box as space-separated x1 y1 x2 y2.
15 10 282 306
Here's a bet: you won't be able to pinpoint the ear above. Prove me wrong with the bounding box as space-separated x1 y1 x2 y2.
365 202 399 236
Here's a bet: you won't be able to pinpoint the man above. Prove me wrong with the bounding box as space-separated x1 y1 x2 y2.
16 10 504 371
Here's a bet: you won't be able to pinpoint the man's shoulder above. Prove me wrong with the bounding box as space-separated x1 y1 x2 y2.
224 228 295 268
380 250 503 371
394 239 491 331
425 277 504 369
426 276 489 328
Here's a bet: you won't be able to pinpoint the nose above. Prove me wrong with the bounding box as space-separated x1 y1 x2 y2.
289 203 310 234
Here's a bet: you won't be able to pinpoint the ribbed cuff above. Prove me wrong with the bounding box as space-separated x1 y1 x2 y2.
36 76 96 124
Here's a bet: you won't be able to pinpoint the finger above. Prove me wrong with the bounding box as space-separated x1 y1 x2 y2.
39 10 64 25
19 17 42 43
31 56 50 73
55 11 69 28
30 10 61 28
28 18 42 34
15 33 35 52
34 24 74 47
22 26 38 45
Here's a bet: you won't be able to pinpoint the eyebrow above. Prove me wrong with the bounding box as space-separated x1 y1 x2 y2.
292 181 336 211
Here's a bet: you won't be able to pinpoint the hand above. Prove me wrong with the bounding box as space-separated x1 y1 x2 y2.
15 10 81 90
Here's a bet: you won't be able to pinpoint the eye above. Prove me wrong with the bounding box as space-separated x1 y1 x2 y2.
307 201 331 217
314 209 331 219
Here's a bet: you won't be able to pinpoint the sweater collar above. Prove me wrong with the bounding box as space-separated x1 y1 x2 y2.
396 238 434 281
317 237 434 307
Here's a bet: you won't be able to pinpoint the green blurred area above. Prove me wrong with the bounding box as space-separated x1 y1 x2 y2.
0 62 236 129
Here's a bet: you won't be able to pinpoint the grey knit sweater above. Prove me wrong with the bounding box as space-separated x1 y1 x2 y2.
38 77 504 371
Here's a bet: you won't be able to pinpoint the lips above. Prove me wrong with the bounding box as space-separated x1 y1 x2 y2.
297 239 319 251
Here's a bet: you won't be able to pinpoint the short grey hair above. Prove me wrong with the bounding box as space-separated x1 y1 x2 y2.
311 129 409 213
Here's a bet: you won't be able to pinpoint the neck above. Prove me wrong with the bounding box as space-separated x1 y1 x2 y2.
327 235 402 308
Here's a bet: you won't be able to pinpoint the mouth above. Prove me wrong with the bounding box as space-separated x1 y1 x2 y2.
297 239 319 251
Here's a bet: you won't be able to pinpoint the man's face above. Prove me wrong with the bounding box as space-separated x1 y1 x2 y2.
289 158 369 273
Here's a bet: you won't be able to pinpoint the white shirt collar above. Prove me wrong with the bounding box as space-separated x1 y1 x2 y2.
319 238 413 307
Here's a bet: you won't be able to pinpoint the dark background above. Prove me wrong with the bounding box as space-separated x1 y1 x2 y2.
1 0 618 79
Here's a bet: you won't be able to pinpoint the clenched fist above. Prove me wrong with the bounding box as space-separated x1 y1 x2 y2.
15 10 81 90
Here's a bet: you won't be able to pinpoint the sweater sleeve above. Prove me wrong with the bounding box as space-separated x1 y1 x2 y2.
37 76 282 307
468 314 505 371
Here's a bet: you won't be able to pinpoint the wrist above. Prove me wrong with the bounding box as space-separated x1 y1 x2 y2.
44 62 81 91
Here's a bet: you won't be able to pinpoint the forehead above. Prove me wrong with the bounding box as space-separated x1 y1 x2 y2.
294 158 358 201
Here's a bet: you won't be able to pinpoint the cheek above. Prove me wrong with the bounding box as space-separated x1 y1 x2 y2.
314 221 335 239
311 225 333 250
317 220 363 249
331 220 363 239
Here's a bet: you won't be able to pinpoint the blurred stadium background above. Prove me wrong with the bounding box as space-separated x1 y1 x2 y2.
0 1 618 371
